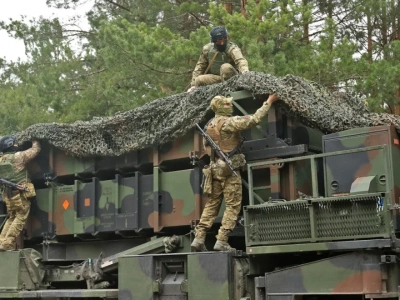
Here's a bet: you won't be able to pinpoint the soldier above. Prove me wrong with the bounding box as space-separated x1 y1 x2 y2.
0 136 41 250
191 93 279 252
187 26 249 93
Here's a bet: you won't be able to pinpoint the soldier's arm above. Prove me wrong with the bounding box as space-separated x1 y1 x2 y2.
190 44 210 86
229 45 249 73
223 95 278 132
13 141 41 171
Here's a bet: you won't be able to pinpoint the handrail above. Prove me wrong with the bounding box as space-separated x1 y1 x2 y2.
246 145 389 205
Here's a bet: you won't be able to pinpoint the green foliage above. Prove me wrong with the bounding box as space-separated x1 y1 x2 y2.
1 0 400 135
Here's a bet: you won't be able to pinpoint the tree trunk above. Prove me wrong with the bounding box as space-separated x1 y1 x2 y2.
380 0 388 60
223 2 233 14
255 0 262 20
303 0 309 42
328 0 333 51
367 6 373 62
382 1 388 46
397 0 400 39
395 89 400 115
241 0 247 18
391 0 396 40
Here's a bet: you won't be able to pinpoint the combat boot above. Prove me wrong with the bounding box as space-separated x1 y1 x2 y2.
190 237 208 252
213 240 236 252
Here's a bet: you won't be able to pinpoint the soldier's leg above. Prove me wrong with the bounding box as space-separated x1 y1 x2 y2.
214 173 242 250
0 212 15 243
195 179 224 239
220 63 238 81
0 194 14 243
2 194 30 250
194 74 222 87
191 179 224 251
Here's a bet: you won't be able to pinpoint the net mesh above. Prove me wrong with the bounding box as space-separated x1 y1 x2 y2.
16 72 400 157
246 195 384 244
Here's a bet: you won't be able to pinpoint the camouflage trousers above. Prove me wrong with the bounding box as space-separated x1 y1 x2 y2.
194 63 238 87
195 167 242 242
0 191 30 249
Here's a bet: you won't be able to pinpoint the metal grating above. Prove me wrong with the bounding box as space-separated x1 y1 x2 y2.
245 194 387 245
247 201 311 242
315 195 383 238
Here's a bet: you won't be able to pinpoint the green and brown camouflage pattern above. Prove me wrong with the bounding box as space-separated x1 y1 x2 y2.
229 90 323 151
27 144 95 181
244 144 392 248
0 249 44 291
244 124 400 251
25 91 321 184
18 89 323 244
245 191 391 247
3 122 400 299
118 252 250 300
2 81 400 299
323 125 398 197
246 159 317 203
27 142 153 182
323 125 400 232
0 248 398 299
255 251 400 299
26 130 206 182
23 167 216 240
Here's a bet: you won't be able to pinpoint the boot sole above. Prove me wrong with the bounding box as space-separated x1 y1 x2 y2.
191 245 208 252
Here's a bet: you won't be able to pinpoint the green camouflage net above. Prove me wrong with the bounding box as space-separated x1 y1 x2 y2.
16 72 400 157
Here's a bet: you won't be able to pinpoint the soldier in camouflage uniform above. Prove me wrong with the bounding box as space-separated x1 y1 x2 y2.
187 26 249 93
191 94 279 252
0 136 41 250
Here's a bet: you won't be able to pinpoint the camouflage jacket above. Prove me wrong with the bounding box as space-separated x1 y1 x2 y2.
0 141 41 186
203 103 272 151
203 103 272 176
190 42 249 86
219 102 271 135
8 141 41 174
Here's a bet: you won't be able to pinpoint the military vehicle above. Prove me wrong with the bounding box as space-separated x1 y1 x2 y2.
0 88 398 300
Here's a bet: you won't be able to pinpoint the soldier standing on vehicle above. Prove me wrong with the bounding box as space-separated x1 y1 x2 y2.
191 93 279 252
187 26 249 93
0 136 41 250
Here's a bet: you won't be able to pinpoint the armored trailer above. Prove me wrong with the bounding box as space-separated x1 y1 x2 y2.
0 90 398 300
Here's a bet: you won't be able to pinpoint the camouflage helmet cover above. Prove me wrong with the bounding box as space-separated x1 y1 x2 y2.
210 96 233 112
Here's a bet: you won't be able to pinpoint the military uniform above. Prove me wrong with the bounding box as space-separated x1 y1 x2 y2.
0 141 41 250
190 42 249 87
192 96 273 251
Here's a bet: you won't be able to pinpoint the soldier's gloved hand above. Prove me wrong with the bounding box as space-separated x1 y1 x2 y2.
187 86 196 93
265 94 279 105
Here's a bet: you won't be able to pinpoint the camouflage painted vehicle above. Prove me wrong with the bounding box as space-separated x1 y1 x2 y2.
0 90 320 246
3 90 399 300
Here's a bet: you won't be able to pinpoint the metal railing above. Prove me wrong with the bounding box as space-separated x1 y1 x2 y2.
247 145 390 205
244 145 393 246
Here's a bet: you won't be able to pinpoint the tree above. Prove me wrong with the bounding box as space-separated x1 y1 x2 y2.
2 0 400 135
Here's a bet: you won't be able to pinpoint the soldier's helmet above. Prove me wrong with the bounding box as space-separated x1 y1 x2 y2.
210 95 233 112
0 135 16 152
210 26 229 43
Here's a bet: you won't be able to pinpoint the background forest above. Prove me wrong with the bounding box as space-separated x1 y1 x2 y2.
0 0 399 134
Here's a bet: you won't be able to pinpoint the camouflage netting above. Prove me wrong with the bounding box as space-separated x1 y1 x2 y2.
16 72 400 157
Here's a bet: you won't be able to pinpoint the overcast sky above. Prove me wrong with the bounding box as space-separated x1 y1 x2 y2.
0 0 92 61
